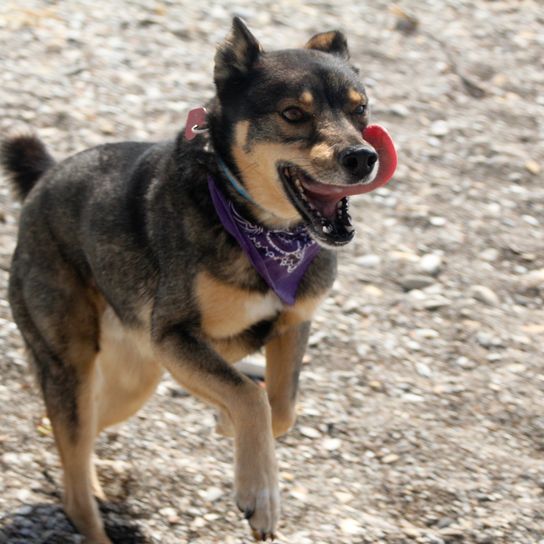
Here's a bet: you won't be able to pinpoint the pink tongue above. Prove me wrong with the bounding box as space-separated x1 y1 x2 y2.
302 124 398 204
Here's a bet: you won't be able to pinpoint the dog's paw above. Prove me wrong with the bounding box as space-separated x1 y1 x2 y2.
214 409 234 437
235 464 280 541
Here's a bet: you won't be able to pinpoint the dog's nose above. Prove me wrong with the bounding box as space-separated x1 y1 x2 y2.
339 146 378 180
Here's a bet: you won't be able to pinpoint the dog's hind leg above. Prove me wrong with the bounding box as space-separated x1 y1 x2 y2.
9 260 111 544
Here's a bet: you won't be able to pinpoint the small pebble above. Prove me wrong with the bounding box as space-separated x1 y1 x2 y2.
299 426 322 439
470 285 500 306
382 453 400 464
339 518 363 535
430 120 450 136
419 254 443 276
399 274 435 291
525 160 541 175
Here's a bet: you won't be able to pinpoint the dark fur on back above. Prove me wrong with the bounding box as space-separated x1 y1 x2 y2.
0 134 55 200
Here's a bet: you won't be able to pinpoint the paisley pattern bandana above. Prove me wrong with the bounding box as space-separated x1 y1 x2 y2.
207 176 320 305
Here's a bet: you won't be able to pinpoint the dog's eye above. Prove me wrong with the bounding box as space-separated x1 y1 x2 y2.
281 107 306 123
352 104 367 116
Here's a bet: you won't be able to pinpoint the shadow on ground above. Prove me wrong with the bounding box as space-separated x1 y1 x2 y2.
0 501 149 544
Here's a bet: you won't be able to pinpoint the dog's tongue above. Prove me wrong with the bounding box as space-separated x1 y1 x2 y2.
301 124 397 212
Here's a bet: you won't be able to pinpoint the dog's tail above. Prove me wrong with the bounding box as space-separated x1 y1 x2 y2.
0 134 55 201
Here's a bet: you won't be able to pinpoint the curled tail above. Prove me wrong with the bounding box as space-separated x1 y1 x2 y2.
0 134 55 200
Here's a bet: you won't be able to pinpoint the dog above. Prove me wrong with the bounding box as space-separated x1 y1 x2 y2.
1 17 396 543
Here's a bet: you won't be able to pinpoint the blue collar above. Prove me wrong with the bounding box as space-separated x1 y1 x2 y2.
216 156 256 204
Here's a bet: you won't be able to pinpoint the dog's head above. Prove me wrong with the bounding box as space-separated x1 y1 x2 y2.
209 17 390 248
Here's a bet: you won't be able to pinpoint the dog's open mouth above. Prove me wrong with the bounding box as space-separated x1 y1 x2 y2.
279 125 398 247
279 165 356 246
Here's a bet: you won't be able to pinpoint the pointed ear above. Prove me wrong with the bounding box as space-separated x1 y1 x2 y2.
305 30 349 60
214 17 262 88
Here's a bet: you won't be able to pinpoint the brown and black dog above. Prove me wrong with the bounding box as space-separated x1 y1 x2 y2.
1 17 394 543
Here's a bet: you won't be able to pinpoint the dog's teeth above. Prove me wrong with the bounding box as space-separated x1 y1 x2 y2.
322 224 333 234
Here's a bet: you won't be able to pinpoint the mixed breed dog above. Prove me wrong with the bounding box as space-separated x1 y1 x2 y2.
1 17 396 543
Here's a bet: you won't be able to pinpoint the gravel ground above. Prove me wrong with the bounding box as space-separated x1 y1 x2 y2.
1 1 543 543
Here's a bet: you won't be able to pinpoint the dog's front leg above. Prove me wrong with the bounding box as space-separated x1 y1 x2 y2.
265 321 310 438
154 327 279 541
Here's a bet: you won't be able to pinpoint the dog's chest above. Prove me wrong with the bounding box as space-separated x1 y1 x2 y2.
196 271 283 339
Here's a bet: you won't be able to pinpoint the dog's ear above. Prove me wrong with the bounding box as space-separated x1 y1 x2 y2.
305 31 349 60
214 17 262 88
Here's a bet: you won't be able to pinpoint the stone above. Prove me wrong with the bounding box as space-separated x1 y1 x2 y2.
382 453 400 464
299 426 321 439
339 518 363 535
415 361 432 377
470 285 500 306
355 254 381 268
429 216 447 226
398 274 435 291
203 486 223 502
430 120 450 136
322 438 342 451
525 160 541 175
520 269 544 290
419 254 443 276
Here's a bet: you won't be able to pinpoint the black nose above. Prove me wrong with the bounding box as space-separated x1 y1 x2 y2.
339 146 378 180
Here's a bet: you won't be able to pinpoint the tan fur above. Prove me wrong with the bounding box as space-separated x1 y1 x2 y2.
266 293 325 436
309 141 335 168
265 328 301 437
95 306 163 430
299 90 314 107
196 271 282 340
50 358 111 544
347 88 364 107
305 31 340 52
232 123 306 226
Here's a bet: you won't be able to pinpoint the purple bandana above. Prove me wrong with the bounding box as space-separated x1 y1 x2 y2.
207 176 320 305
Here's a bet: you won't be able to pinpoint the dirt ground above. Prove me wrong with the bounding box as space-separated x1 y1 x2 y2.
0 1 543 543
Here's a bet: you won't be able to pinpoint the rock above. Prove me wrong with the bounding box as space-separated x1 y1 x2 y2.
203 486 223 503
470 285 500 306
159 507 180 524
369 380 384 391
415 361 432 377
456 356 477 369
390 103 410 117
519 269 544 291
382 453 400 464
322 438 342 451
355 254 381 268
420 296 451 310
430 120 450 136
402 393 426 402
334 491 354 503
429 216 447 227
476 331 503 348
480 248 500 261
412 328 440 339
525 160 541 175
190 517 206 530
418 254 443 276
398 274 435 291
299 426 322 439
290 486 309 502
339 518 363 535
